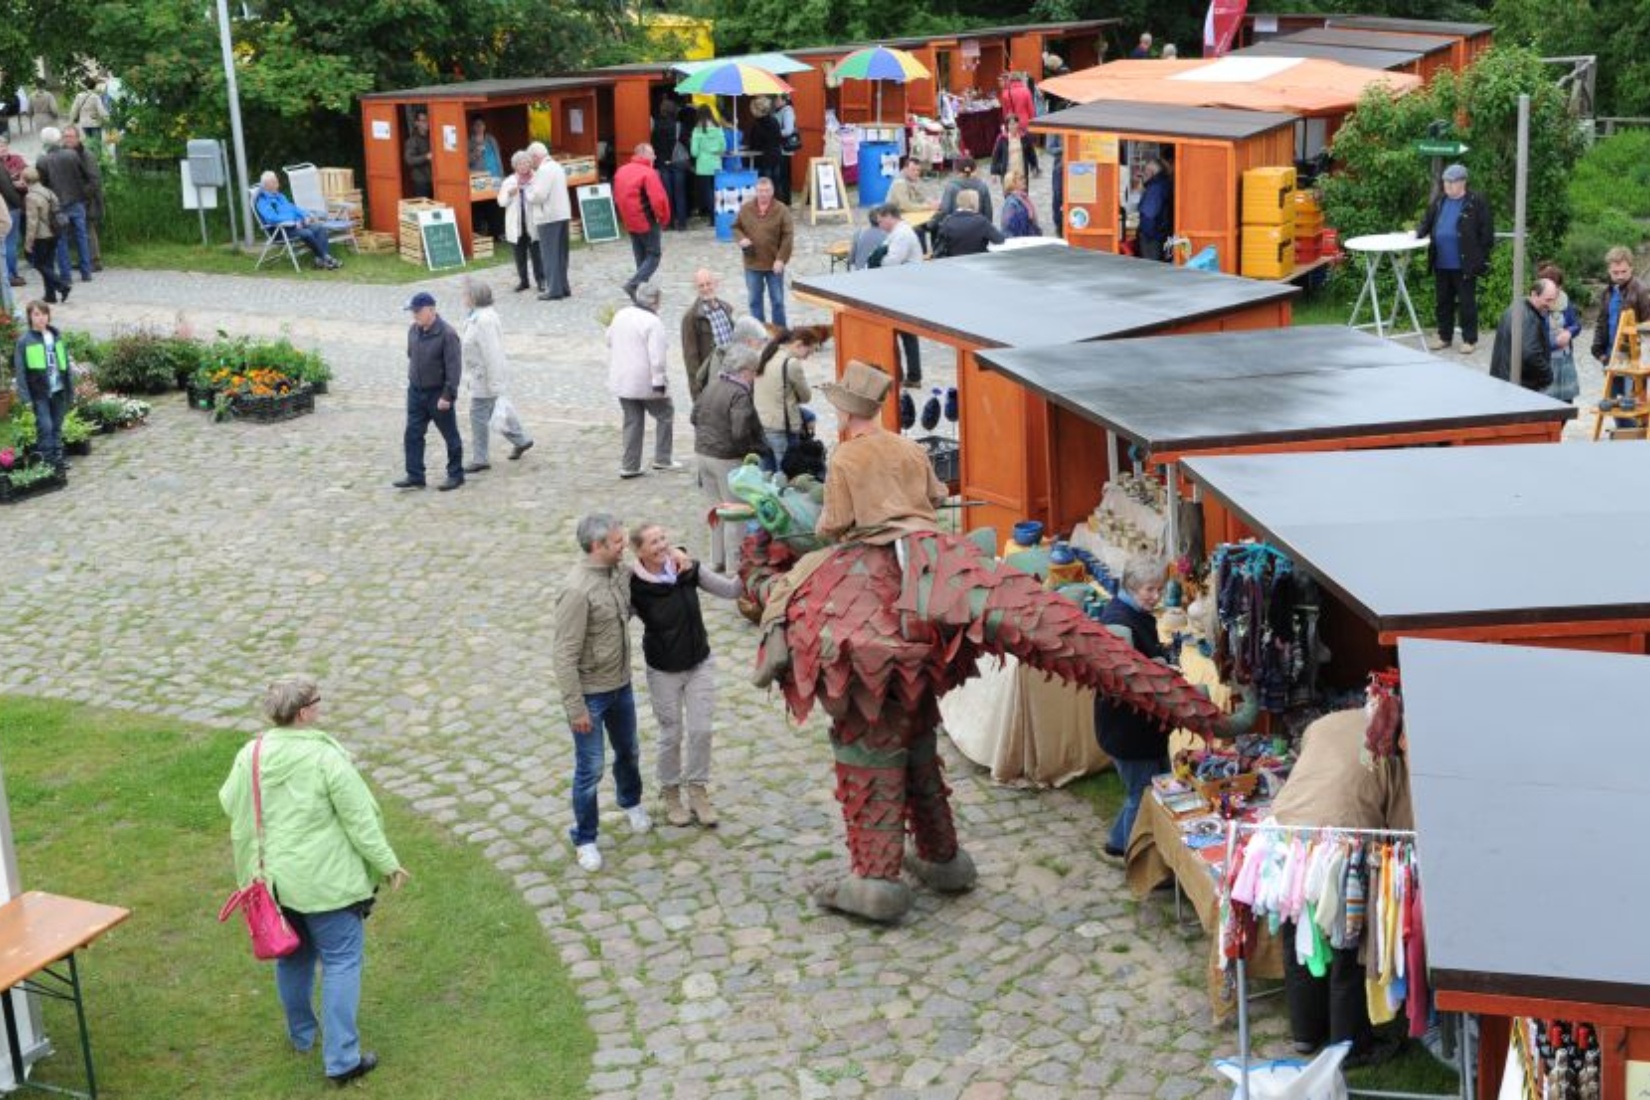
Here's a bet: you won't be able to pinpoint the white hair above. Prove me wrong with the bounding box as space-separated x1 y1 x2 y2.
526 141 548 159
39 126 61 145
731 317 770 347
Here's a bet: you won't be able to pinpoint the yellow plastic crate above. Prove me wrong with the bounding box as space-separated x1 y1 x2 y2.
1293 188 1322 215
1242 166 1297 227
1241 224 1295 279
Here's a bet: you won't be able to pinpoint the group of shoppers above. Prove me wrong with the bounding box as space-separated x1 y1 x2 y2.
3 124 104 306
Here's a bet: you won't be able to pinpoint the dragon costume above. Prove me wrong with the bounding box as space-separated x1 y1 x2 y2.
728 459 1243 923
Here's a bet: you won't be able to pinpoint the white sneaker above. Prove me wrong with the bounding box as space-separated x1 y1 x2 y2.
624 804 652 834
575 843 603 872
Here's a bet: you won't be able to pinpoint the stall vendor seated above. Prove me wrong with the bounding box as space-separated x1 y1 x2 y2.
1270 693 1413 1065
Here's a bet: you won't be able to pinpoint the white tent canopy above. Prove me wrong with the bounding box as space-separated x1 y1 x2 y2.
673 52 813 75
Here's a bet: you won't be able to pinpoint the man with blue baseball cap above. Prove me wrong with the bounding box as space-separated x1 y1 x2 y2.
394 291 465 491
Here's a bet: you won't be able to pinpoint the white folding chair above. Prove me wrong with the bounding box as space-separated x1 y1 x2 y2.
250 187 303 272
282 162 358 254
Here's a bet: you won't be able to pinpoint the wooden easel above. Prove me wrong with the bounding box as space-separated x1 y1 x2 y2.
1591 308 1650 440
806 157 852 227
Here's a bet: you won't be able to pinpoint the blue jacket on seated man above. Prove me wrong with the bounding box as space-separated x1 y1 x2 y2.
254 172 340 268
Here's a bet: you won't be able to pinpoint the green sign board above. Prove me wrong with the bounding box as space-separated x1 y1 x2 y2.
417 208 466 272
1414 140 1469 157
577 183 621 245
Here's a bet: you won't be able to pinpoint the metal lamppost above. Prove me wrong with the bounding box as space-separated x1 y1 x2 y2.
214 0 254 248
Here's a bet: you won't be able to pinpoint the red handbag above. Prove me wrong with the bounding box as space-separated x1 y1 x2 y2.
218 735 302 960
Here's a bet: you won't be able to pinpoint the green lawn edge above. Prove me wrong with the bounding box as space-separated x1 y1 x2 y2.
0 694 593 1099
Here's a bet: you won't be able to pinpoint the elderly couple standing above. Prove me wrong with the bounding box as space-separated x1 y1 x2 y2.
495 142 572 301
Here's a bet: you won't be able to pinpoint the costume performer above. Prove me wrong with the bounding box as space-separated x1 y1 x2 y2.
734 361 1244 923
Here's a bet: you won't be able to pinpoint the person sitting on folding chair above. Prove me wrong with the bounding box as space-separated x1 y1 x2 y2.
254 171 341 270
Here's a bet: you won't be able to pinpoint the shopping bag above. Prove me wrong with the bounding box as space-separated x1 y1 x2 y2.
1186 246 1221 272
1545 350 1579 403
1212 1041 1351 1100
218 879 302 960
489 396 517 433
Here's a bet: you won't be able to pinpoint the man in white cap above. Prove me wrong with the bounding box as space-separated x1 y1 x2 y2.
1417 163 1494 355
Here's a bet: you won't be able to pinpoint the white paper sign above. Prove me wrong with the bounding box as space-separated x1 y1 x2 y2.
569 108 585 135
442 124 458 151
371 119 391 140
180 161 219 210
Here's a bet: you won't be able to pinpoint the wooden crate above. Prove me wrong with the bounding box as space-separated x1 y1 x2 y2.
470 235 493 260
357 230 396 254
398 199 449 265
318 167 355 197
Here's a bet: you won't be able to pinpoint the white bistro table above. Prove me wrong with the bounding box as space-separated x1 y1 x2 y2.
1345 231 1430 353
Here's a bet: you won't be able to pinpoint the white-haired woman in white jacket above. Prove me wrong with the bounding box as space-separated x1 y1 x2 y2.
459 280 534 471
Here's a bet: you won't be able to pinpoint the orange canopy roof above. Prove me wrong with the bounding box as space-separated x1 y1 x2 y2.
1040 56 1419 117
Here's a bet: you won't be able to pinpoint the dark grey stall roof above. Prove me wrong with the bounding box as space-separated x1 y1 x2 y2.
1180 444 1650 633
1231 40 1422 73
1330 16 1493 37
1034 100 1298 142
362 76 611 102
794 247 1297 349
1400 638 1650 1007
975 327 1573 458
1280 27 1457 57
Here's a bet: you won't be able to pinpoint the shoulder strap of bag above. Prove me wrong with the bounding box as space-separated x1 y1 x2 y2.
781 358 792 436
252 734 271 880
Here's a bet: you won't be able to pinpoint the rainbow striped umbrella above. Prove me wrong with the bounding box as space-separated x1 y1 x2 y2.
674 62 794 97
833 46 932 83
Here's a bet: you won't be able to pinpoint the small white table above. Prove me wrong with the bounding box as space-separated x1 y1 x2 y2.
1345 231 1431 352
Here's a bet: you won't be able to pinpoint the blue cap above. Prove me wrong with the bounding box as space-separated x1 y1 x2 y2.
1442 163 1467 182
404 291 437 311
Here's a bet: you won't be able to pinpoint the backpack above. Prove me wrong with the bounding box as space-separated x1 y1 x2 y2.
866 242 889 269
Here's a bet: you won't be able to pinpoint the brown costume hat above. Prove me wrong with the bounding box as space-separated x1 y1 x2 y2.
820 359 892 419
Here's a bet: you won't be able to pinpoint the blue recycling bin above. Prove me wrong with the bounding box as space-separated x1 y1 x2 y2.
714 168 758 243
719 126 743 172
856 140 898 208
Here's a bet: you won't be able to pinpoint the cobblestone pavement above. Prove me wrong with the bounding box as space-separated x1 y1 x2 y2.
2 181 1573 1096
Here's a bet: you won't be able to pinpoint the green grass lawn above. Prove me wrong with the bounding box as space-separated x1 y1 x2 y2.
105 241 513 285
0 696 592 1098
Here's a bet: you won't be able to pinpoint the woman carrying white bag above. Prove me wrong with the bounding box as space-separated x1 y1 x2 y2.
461 279 535 472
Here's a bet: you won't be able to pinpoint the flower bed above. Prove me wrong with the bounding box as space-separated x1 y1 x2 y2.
0 458 68 505
189 337 330 424
223 384 315 423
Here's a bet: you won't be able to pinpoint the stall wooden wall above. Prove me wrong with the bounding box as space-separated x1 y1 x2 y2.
362 101 402 236
612 79 652 159
790 68 828 192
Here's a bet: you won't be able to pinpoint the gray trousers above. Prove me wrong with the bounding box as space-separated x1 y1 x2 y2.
620 396 674 474
696 454 744 571
537 220 571 298
645 657 717 787
469 396 531 465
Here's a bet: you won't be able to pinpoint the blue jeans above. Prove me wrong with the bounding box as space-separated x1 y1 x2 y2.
275 906 366 1078
569 685 642 846
4 206 19 279
625 225 662 292
743 268 787 328
1108 755 1169 852
403 385 463 484
53 201 91 282
31 394 66 466
760 428 791 473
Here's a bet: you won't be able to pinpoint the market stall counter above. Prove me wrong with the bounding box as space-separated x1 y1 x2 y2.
976 327 1574 552
794 246 1297 538
1181 444 1650 655
1401 638 1650 1098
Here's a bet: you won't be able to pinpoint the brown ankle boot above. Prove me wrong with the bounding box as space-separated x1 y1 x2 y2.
686 784 718 827
661 785 691 827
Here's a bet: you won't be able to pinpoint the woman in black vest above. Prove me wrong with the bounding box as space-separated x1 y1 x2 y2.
1093 556 1172 860
628 522 741 828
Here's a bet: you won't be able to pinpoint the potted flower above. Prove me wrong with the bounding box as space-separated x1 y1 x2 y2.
61 408 94 456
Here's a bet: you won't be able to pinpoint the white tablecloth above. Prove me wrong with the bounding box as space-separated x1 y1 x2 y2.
940 654 1110 788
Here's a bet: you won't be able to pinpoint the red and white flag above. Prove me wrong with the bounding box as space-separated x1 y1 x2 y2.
1203 0 1249 58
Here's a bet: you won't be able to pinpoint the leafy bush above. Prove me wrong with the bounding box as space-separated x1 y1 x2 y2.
1568 130 1650 224
101 167 207 252
61 330 106 370
60 408 94 445
94 330 201 394
1557 209 1648 288
197 334 331 389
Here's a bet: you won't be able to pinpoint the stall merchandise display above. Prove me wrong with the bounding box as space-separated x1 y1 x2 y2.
1212 542 1324 713
1220 823 1429 1038
1075 473 1168 580
1511 1018 1601 1100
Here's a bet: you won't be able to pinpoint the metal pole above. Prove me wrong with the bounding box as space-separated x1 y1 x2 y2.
215 0 254 249
1509 94 1530 387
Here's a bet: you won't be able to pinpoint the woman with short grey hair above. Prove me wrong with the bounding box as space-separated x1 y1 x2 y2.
459 278 534 472
497 149 544 293
1092 555 1172 861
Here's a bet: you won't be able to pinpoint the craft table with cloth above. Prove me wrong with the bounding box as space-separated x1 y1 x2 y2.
1344 231 1430 352
1125 791 1285 1020
0 892 130 1099
954 105 1002 160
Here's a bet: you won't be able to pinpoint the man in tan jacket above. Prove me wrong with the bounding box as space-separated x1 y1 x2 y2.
551 512 652 872
732 177 793 327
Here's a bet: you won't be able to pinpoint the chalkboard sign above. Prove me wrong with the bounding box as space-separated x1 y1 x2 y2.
417 208 466 271
577 183 621 244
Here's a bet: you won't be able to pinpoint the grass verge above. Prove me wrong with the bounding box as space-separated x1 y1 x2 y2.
105 242 513 286
0 695 592 1099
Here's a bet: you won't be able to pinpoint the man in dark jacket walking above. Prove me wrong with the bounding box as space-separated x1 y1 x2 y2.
394 291 465 491
1417 163 1495 354
1489 279 1556 392
36 126 94 285
932 190 1002 258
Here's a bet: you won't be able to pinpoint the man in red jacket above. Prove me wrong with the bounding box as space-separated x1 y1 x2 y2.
614 144 671 302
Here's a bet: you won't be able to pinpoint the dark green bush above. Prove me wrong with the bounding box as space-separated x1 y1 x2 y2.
1568 130 1650 224
94 331 201 394
1557 209 1649 286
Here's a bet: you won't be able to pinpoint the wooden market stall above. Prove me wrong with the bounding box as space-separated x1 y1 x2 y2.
1181 444 1650 664
1241 13 1494 74
793 246 1297 539
1274 27 1458 83
1230 39 1427 77
1030 101 1298 269
360 74 651 256
975 327 1575 550
1401 638 1650 1100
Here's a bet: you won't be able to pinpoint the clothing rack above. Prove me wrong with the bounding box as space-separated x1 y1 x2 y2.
1222 820 1468 1100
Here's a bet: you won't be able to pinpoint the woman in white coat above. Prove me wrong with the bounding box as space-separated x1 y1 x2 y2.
497 151 543 294
460 280 534 472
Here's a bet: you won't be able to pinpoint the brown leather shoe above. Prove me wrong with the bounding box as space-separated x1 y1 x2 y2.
686 784 718 827
661 786 692 827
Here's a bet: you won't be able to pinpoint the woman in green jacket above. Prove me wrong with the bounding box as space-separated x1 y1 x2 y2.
690 112 727 226
220 676 409 1087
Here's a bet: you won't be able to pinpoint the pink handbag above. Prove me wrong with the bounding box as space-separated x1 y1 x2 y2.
218 735 302 960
